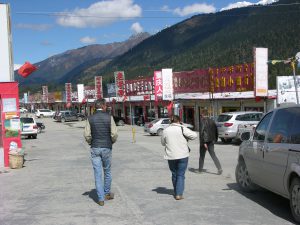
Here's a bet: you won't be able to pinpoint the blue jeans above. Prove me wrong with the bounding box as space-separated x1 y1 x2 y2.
90 148 112 201
168 157 189 196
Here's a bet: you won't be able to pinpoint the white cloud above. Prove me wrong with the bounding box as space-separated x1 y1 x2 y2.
220 0 279 11
80 36 97 44
131 22 143 34
56 0 142 28
14 64 22 70
174 3 216 17
15 23 52 31
161 5 171 12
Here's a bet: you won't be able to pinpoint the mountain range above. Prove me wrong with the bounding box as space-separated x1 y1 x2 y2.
18 0 300 93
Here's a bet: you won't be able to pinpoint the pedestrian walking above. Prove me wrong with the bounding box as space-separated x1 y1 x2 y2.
197 115 222 175
161 115 197 200
84 99 118 206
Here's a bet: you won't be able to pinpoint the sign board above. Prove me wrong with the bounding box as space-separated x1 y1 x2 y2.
107 83 116 97
254 47 268 97
65 83 72 103
114 71 125 98
162 69 173 100
277 75 300 104
154 71 163 101
125 77 153 96
42 86 48 103
0 4 13 82
77 84 85 103
95 76 103 99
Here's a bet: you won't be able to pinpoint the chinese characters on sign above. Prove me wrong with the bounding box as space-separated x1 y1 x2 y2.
154 71 163 101
125 77 153 96
65 83 72 103
95 76 103 99
114 71 125 98
208 63 254 93
162 69 173 100
173 69 210 93
42 86 48 103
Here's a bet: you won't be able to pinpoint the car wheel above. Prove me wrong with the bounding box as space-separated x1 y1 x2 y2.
290 177 300 223
40 115 44 118
157 129 163 136
37 127 41 134
32 134 37 139
235 160 257 192
78 117 82 121
61 118 65 123
221 138 232 143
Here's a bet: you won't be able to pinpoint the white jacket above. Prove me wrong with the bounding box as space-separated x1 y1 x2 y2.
161 123 197 160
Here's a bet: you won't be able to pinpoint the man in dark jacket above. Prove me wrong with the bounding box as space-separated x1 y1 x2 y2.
197 115 222 175
84 99 118 206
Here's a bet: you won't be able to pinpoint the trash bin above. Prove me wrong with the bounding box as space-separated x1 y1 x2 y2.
9 154 24 169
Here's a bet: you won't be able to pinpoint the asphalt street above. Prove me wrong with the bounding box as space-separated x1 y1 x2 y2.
0 117 296 225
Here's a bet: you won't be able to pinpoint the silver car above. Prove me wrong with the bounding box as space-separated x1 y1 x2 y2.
216 111 263 143
144 118 193 136
236 105 300 223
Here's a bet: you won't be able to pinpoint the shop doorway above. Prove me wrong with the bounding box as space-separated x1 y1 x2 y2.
222 107 240 113
183 106 195 127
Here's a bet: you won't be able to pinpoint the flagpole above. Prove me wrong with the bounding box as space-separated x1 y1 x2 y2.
291 60 299 104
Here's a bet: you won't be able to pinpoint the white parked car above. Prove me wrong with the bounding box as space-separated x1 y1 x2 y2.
19 107 28 113
144 118 193 136
20 117 38 139
35 109 55 118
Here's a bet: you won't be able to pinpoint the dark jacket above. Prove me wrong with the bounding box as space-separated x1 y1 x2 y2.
200 118 218 144
88 111 112 148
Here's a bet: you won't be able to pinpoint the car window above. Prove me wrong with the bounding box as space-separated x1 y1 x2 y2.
217 114 232 122
151 119 160 124
21 118 34 123
161 119 170 124
290 108 300 144
235 114 245 121
250 113 263 121
267 109 294 143
253 112 273 141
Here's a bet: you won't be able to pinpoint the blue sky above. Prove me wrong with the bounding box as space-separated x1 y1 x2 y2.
0 0 277 68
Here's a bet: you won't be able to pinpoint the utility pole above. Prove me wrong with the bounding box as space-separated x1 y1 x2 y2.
291 59 299 104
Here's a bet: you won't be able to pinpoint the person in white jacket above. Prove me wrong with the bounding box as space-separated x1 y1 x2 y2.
161 115 197 200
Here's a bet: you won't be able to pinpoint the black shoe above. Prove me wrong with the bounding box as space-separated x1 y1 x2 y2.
105 193 114 200
195 169 206 174
217 169 223 175
97 201 104 206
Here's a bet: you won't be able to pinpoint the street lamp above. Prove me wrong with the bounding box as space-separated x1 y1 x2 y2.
291 52 300 104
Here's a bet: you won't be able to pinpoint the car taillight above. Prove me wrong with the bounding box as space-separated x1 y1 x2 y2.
33 125 38 129
148 123 153 128
224 123 233 127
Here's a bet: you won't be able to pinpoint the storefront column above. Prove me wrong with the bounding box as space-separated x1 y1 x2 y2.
195 102 200 131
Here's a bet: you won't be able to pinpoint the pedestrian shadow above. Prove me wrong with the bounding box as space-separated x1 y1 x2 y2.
188 168 219 175
82 189 98 203
152 187 174 195
226 183 295 224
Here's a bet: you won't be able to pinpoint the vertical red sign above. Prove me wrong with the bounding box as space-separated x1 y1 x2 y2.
95 76 103 99
154 71 163 102
114 71 125 98
65 83 72 103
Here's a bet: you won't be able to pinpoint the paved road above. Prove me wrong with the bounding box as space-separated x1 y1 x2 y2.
0 118 295 225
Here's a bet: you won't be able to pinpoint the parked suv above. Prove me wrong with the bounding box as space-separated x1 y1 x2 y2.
35 109 55 118
54 110 82 122
235 105 300 223
20 117 38 139
144 118 193 136
216 111 263 143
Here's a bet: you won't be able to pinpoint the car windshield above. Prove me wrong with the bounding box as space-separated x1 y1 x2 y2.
217 114 233 122
21 118 34 123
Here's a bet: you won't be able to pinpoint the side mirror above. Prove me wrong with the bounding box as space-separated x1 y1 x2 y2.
241 132 251 141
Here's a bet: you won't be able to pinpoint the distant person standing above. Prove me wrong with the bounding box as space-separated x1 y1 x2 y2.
161 115 197 200
197 115 222 175
84 99 118 206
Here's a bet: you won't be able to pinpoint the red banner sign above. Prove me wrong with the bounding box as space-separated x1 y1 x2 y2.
65 83 72 103
154 71 163 101
173 69 210 93
95 76 103 99
125 77 153 96
209 63 254 93
114 71 125 97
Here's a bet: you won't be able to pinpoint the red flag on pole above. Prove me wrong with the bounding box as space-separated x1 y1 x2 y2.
18 62 37 78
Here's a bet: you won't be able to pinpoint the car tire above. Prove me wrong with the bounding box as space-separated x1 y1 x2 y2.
235 159 257 192
221 138 232 143
78 117 83 121
37 127 42 134
61 118 65 123
32 134 37 139
40 115 44 118
157 129 163 136
290 177 300 223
